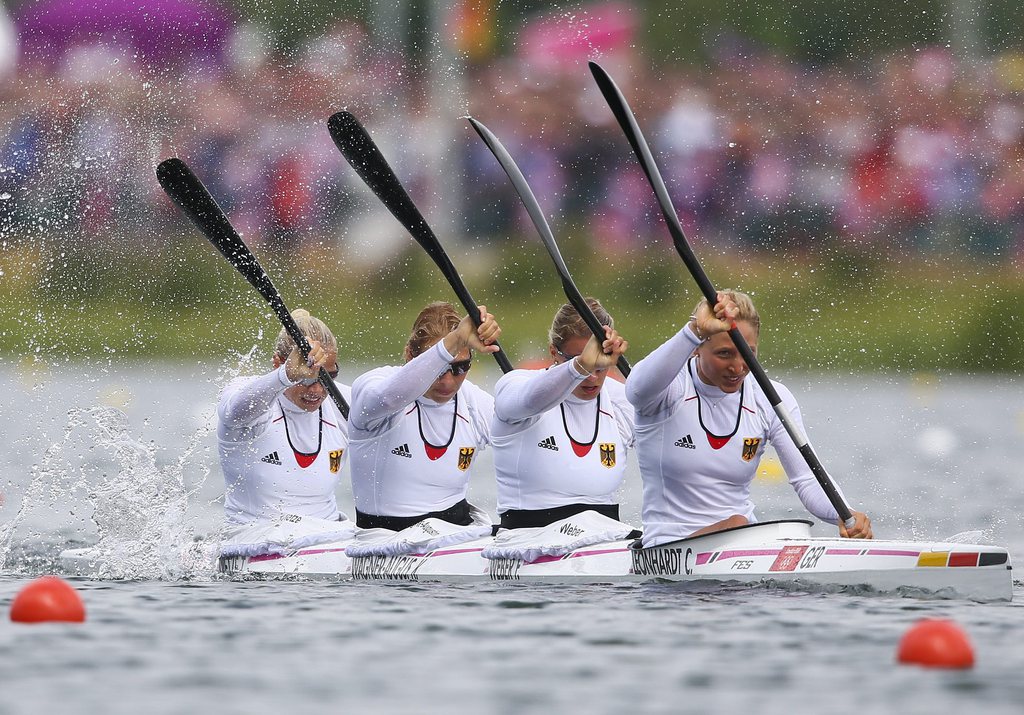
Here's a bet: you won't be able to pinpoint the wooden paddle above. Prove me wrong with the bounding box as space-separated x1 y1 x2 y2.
588 61 854 526
466 117 630 377
155 158 350 419
327 111 513 374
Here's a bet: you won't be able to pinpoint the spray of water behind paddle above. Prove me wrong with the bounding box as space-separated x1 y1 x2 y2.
2 405 218 580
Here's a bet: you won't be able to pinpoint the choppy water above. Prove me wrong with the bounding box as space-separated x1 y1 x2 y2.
2 364 1023 714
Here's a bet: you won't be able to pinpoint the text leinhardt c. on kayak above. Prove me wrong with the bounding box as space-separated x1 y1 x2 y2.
631 547 691 576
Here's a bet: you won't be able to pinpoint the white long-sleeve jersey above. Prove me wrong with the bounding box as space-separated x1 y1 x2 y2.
347 340 493 517
625 324 842 547
491 360 635 512
217 364 351 527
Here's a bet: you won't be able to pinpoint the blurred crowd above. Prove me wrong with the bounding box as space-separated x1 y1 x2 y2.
2 12 1024 264
466 42 1024 261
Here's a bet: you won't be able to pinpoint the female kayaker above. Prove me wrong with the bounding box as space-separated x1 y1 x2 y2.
625 290 873 547
490 299 635 529
348 302 501 530
217 309 351 526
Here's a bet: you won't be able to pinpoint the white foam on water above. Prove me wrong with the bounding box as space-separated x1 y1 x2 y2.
2 404 219 580
82 405 217 580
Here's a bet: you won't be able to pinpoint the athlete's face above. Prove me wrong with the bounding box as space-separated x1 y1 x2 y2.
695 320 758 393
419 341 471 404
274 351 339 412
550 335 608 401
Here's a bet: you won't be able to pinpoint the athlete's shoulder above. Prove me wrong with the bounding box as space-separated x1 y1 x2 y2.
350 364 401 392
460 379 495 405
219 373 256 400
354 364 400 381
217 370 280 413
494 366 543 392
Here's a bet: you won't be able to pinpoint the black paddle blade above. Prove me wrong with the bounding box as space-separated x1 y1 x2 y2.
156 158 279 308
328 111 514 374
588 61 717 304
156 158 350 418
466 118 565 271
326 111 445 264
467 117 630 377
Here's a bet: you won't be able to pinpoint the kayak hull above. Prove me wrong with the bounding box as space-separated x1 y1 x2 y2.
58 519 1010 601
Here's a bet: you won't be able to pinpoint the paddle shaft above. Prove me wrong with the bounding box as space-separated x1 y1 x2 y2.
327 112 513 374
467 117 630 377
156 158 350 419
589 61 853 526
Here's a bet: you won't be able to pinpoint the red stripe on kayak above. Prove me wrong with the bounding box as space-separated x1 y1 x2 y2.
424 548 485 557
568 547 630 558
248 547 348 563
529 546 632 564
948 552 979 567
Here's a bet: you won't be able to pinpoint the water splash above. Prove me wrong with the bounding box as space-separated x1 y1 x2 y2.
943 529 988 544
81 405 215 579
3 405 218 580
0 406 88 571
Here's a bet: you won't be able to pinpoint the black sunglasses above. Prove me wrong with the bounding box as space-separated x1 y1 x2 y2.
437 359 472 379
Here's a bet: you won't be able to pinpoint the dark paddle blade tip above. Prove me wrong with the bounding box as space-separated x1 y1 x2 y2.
327 111 364 145
155 157 190 188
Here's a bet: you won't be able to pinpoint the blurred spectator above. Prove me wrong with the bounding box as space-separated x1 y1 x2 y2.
1 4 1022 265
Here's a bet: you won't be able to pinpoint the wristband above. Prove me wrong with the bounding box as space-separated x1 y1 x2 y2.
689 320 707 342
572 357 592 377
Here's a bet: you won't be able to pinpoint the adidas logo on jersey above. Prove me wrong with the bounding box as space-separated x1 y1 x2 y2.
538 436 559 451
391 443 412 458
674 435 696 449
261 451 282 465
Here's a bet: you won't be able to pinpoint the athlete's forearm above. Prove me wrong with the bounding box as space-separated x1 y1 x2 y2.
350 342 454 431
771 399 843 523
625 324 700 412
494 361 585 423
218 366 291 432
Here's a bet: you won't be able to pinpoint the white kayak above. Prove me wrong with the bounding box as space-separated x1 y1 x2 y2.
61 515 1012 602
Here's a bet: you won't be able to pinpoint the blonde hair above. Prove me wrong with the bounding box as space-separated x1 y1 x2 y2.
548 298 613 350
693 289 760 333
273 309 337 360
406 301 461 357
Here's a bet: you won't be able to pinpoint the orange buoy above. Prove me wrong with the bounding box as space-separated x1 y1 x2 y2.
9 576 86 623
897 618 974 668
